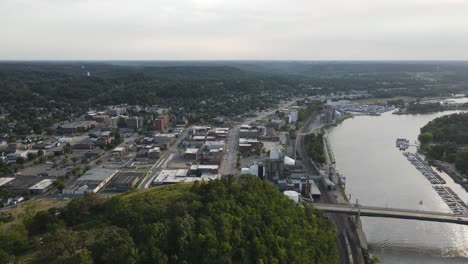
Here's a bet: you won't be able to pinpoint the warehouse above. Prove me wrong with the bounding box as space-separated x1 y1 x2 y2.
104 172 142 191
153 169 216 185
63 168 118 195
0 176 53 194
29 179 54 194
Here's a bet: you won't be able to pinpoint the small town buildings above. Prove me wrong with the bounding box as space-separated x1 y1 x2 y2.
112 147 126 157
184 148 200 160
239 125 263 138
148 147 161 159
189 164 219 175
154 115 169 132
58 121 99 134
73 138 96 149
126 116 144 130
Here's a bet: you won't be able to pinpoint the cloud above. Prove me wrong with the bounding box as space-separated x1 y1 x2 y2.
1 0 468 59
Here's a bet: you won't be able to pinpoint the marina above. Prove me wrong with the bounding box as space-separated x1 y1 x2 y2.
396 138 409 150
403 152 445 184
433 186 468 215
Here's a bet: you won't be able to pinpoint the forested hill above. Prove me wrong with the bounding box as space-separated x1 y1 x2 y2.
0 176 339 264
420 113 468 145
419 113 468 183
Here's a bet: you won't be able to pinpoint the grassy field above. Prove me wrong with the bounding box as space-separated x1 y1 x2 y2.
1 198 69 228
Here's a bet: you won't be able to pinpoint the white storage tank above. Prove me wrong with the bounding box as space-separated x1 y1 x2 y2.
240 168 251 175
283 190 300 203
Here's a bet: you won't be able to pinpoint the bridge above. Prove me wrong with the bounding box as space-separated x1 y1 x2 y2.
310 203 468 226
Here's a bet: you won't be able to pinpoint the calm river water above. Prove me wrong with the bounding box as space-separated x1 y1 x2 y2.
327 111 468 264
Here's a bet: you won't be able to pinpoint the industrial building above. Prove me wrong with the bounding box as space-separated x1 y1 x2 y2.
29 179 54 194
104 172 142 191
153 169 217 185
0 176 54 194
63 168 118 195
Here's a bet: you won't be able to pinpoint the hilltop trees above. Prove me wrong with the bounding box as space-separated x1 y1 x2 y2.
1 176 339 263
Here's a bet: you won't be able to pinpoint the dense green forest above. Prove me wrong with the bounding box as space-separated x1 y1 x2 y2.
419 113 468 175
304 133 326 164
2 62 468 135
0 176 339 264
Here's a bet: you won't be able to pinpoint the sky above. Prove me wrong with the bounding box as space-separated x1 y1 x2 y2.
1 0 468 60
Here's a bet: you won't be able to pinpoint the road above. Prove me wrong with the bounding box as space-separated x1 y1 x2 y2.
138 127 188 189
220 98 301 176
295 112 365 264
311 203 468 225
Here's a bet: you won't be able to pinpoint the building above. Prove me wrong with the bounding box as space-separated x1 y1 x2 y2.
58 121 99 134
110 117 119 128
238 138 263 152
287 109 298 123
29 179 54 194
112 147 126 157
73 138 96 149
189 126 211 136
154 115 169 132
148 147 161 159
63 168 118 195
107 107 127 117
184 148 200 160
239 125 263 138
201 148 223 165
268 119 285 130
203 140 225 150
104 172 142 191
93 114 110 125
153 169 217 185
189 164 219 176
126 116 143 130
0 176 53 194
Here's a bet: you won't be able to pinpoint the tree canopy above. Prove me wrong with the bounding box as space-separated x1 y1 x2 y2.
0 175 339 264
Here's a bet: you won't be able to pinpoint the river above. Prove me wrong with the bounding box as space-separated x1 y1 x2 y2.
327 110 468 264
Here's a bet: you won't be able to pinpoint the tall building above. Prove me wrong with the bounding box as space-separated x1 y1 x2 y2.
154 115 169 132
126 116 143 130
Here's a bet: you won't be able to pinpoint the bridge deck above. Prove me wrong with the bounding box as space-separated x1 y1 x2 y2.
311 203 468 225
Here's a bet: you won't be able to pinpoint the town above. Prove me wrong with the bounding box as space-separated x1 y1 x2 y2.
0 93 370 207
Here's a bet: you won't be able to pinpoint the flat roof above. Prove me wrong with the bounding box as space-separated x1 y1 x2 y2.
0 176 49 190
105 172 142 190
185 148 199 154
190 164 219 170
154 169 217 184
77 168 118 181
0 177 14 187
29 179 54 190
113 147 125 152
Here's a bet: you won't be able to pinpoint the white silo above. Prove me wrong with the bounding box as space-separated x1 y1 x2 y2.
283 190 300 203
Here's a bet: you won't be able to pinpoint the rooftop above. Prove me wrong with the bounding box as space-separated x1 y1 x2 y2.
29 179 54 190
185 148 200 154
77 168 118 181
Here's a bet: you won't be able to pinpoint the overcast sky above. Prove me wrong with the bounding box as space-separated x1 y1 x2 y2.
1 0 468 60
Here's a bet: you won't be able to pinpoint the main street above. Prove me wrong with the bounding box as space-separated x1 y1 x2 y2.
220 98 300 176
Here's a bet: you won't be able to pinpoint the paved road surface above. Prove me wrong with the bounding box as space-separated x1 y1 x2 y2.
312 203 468 225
